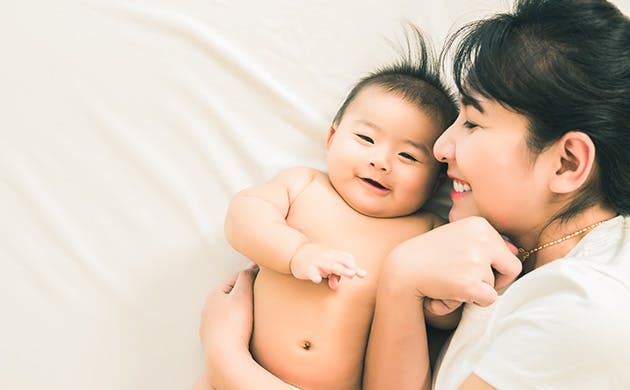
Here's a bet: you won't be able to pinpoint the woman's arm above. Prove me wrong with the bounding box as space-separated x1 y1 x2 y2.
385 217 521 305
424 300 463 329
423 216 465 330
363 259 432 390
363 217 522 389
198 264 295 390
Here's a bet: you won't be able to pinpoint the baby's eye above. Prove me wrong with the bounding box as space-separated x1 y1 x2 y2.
399 152 418 162
356 134 374 144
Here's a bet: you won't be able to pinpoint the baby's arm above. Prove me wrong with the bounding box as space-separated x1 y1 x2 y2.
225 167 314 273
225 167 365 288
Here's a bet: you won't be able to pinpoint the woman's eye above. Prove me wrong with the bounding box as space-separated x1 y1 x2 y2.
356 134 374 143
463 121 478 129
399 152 418 162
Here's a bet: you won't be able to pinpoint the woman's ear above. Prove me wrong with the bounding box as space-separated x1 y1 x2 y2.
325 126 336 150
549 131 596 194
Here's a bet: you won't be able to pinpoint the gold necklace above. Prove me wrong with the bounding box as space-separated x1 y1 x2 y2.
517 218 611 262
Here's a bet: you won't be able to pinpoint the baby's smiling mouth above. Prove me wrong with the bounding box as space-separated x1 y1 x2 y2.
361 177 388 190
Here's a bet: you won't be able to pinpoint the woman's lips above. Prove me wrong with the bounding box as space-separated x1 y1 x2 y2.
451 178 471 199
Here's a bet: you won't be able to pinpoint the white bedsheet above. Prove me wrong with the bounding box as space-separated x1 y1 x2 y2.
2 0 628 389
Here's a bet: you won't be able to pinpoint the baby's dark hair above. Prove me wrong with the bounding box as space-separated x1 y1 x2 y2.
444 0 630 219
332 26 457 135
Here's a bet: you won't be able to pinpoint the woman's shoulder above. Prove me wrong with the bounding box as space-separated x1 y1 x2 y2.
500 236 630 318
493 219 630 346
523 215 630 291
494 215 630 329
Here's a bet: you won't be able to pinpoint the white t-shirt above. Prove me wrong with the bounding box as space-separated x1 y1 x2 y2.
433 216 630 390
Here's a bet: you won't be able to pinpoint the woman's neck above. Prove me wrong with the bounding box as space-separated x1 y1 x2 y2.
521 206 618 269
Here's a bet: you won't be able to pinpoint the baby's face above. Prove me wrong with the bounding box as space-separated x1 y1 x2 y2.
325 86 444 218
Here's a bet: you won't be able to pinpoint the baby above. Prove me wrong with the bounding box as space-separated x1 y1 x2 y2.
222 45 457 389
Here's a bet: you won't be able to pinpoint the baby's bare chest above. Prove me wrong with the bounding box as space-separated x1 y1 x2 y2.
286 179 430 271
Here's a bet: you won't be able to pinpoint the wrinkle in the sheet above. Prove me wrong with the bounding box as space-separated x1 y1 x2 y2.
171 79 261 195
98 0 327 141
0 153 125 301
86 104 218 246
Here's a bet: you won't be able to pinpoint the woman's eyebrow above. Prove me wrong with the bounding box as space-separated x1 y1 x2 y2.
461 94 484 114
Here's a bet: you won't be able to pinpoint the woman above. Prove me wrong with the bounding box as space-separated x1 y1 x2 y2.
198 0 630 388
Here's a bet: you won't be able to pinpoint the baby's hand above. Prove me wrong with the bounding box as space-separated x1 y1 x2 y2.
289 243 367 289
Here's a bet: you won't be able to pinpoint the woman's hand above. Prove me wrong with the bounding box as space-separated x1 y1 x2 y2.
197 264 296 390
364 217 521 389
422 235 519 320
387 216 522 306
199 263 259 388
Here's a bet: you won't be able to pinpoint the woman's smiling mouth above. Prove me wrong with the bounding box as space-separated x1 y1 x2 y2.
451 178 471 200
453 179 471 193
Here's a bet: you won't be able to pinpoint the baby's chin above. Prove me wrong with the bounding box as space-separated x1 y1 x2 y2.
350 203 419 219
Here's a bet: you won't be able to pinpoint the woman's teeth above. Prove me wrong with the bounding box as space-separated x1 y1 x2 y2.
453 180 471 193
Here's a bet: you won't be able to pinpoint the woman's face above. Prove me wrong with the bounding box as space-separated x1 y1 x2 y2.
433 95 550 237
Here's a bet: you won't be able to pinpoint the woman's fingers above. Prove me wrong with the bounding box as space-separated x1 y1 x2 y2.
503 239 519 255
424 298 462 316
220 272 240 294
384 217 523 308
491 244 522 291
230 263 259 296
468 281 499 307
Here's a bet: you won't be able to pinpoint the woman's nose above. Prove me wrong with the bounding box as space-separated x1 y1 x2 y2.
433 127 455 162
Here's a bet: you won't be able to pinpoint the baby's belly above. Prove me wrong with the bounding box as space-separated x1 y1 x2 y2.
252 268 375 390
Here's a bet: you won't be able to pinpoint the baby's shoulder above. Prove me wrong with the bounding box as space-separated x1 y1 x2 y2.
405 209 447 230
275 166 326 182
273 166 326 193
389 210 445 237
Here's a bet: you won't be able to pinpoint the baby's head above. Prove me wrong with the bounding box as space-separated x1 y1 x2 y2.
325 37 457 218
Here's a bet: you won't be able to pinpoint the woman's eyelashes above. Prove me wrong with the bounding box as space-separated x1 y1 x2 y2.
463 120 478 130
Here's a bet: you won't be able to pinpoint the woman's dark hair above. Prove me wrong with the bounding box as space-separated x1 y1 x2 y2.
444 0 630 219
333 26 458 138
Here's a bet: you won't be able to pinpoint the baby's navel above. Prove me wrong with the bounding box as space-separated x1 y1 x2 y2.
301 340 312 351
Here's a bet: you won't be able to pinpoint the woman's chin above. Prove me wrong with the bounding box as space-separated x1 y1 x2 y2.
448 208 464 222
448 199 480 222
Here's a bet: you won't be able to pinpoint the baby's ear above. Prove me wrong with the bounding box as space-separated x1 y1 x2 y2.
325 126 337 150
548 131 596 194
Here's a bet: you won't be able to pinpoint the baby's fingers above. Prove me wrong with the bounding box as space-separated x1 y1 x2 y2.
305 265 323 284
330 254 367 278
323 261 366 280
